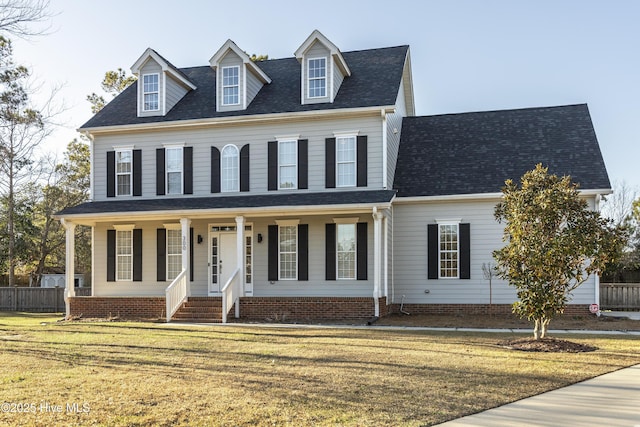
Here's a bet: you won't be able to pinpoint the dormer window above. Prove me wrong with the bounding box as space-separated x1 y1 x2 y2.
308 58 326 98
142 74 159 111
222 66 240 105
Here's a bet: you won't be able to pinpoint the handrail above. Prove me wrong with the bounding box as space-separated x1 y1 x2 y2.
221 267 241 323
165 269 188 322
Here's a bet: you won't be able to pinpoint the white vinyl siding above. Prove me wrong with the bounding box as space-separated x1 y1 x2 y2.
115 150 132 196
167 229 182 280
279 225 297 280
142 74 159 111
278 140 297 189
166 146 183 195
337 223 356 279
116 230 132 281
221 144 239 192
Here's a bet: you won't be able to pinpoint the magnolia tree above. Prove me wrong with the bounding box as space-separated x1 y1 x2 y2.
493 164 626 339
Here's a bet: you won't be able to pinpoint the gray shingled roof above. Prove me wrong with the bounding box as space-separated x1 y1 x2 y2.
393 104 611 197
81 46 409 129
56 190 396 216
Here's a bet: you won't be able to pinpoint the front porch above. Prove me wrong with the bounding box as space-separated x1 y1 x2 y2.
68 295 388 323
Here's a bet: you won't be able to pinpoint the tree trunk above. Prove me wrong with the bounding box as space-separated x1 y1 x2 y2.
533 318 540 340
540 317 551 339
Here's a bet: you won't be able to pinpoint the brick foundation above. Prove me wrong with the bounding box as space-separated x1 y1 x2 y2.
388 303 592 316
237 297 387 322
69 296 166 320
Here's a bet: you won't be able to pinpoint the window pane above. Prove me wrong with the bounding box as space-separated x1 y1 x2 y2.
336 137 356 187
166 147 182 194
337 224 356 279
167 229 182 280
116 230 132 281
167 172 182 194
117 175 131 196
222 67 239 105
308 58 326 98
279 141 297 189
221 145 239 192
279 225 297 280
143 75 159 110
439 224 459 278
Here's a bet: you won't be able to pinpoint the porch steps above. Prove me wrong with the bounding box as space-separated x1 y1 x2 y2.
171 297 223 323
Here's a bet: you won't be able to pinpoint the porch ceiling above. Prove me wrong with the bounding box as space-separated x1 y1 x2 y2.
55 190 396 225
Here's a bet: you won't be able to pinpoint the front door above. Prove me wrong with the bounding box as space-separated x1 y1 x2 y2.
208 231 237 294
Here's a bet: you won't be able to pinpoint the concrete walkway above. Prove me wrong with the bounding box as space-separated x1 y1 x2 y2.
437 364 640 426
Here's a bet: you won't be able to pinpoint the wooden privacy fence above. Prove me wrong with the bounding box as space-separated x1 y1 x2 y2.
0 287 91 312
600 283 640 310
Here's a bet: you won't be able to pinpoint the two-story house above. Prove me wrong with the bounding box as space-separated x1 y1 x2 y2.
56 30 611 322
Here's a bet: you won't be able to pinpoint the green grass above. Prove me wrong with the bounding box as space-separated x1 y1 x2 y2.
1 312 639 426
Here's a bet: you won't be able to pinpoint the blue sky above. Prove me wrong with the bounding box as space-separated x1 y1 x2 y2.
12 0 640 190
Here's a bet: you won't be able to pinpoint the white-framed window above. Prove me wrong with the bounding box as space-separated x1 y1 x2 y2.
142 73 159 111
115 149 132 196
337 223 356 279
166 146 183 195
166 228 182 280
439 223 459 279
222 66 240 105
116 229 133 281
221 144 239 192
278 140 297 189
307 57 326 98
278 224 298 280
336 136 356 187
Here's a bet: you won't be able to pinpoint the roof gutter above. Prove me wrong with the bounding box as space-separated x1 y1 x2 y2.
394 188 613 203
80 105 397 135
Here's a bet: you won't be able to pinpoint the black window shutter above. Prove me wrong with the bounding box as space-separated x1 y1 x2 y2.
133 149 142 196
240 144 250 192
211 147 220 193
268 225 278 281
156 148 165 196
106 151 115 197
268 141 277 191
184 146 193 194
357 135 368 187
107 229 116 281
460 223 471 279
298 224 308 281
427 224 438 279
133 229 142 281
298 139 308 190
325 138 336 188
357 222 368 280
157 228 166 281
190 227 194 282
325 223 336 280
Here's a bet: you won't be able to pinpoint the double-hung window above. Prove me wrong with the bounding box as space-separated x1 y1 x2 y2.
336 136 356 187
337 223 356 279
115 150 132 196
439 223 459 278
166 147 183 195
222 66 239 105
221 144 239 192
116 229 133 281
166 229 182 280
278 140 297 189
142 74 159 111
308 57 326 98
279 224 297 280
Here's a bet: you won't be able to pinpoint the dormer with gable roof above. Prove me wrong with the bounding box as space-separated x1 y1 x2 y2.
131 48 197 117
209 39 272 112
294 30 351 105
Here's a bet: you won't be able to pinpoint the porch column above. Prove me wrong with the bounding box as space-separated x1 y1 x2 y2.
373 208 383 317
180 217 191 297
61 219 76 319
235 216 245 318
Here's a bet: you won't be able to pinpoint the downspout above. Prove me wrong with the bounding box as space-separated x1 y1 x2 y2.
381 109 388 189
594 194 602 315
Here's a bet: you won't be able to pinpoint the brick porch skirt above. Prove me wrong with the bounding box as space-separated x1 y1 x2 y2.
68 296 590 321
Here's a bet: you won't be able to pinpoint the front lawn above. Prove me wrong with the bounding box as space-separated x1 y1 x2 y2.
1 312 639 426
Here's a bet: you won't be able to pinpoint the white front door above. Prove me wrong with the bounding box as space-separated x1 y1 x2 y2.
208 231 237 294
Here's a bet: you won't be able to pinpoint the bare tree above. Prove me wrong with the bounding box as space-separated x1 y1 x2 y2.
0 0 51 37
600 180 638 227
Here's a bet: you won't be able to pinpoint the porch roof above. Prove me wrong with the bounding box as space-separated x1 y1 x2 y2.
56 190 396 219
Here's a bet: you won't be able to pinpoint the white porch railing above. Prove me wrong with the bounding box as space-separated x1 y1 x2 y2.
165 269 188 322
221 267 241 323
